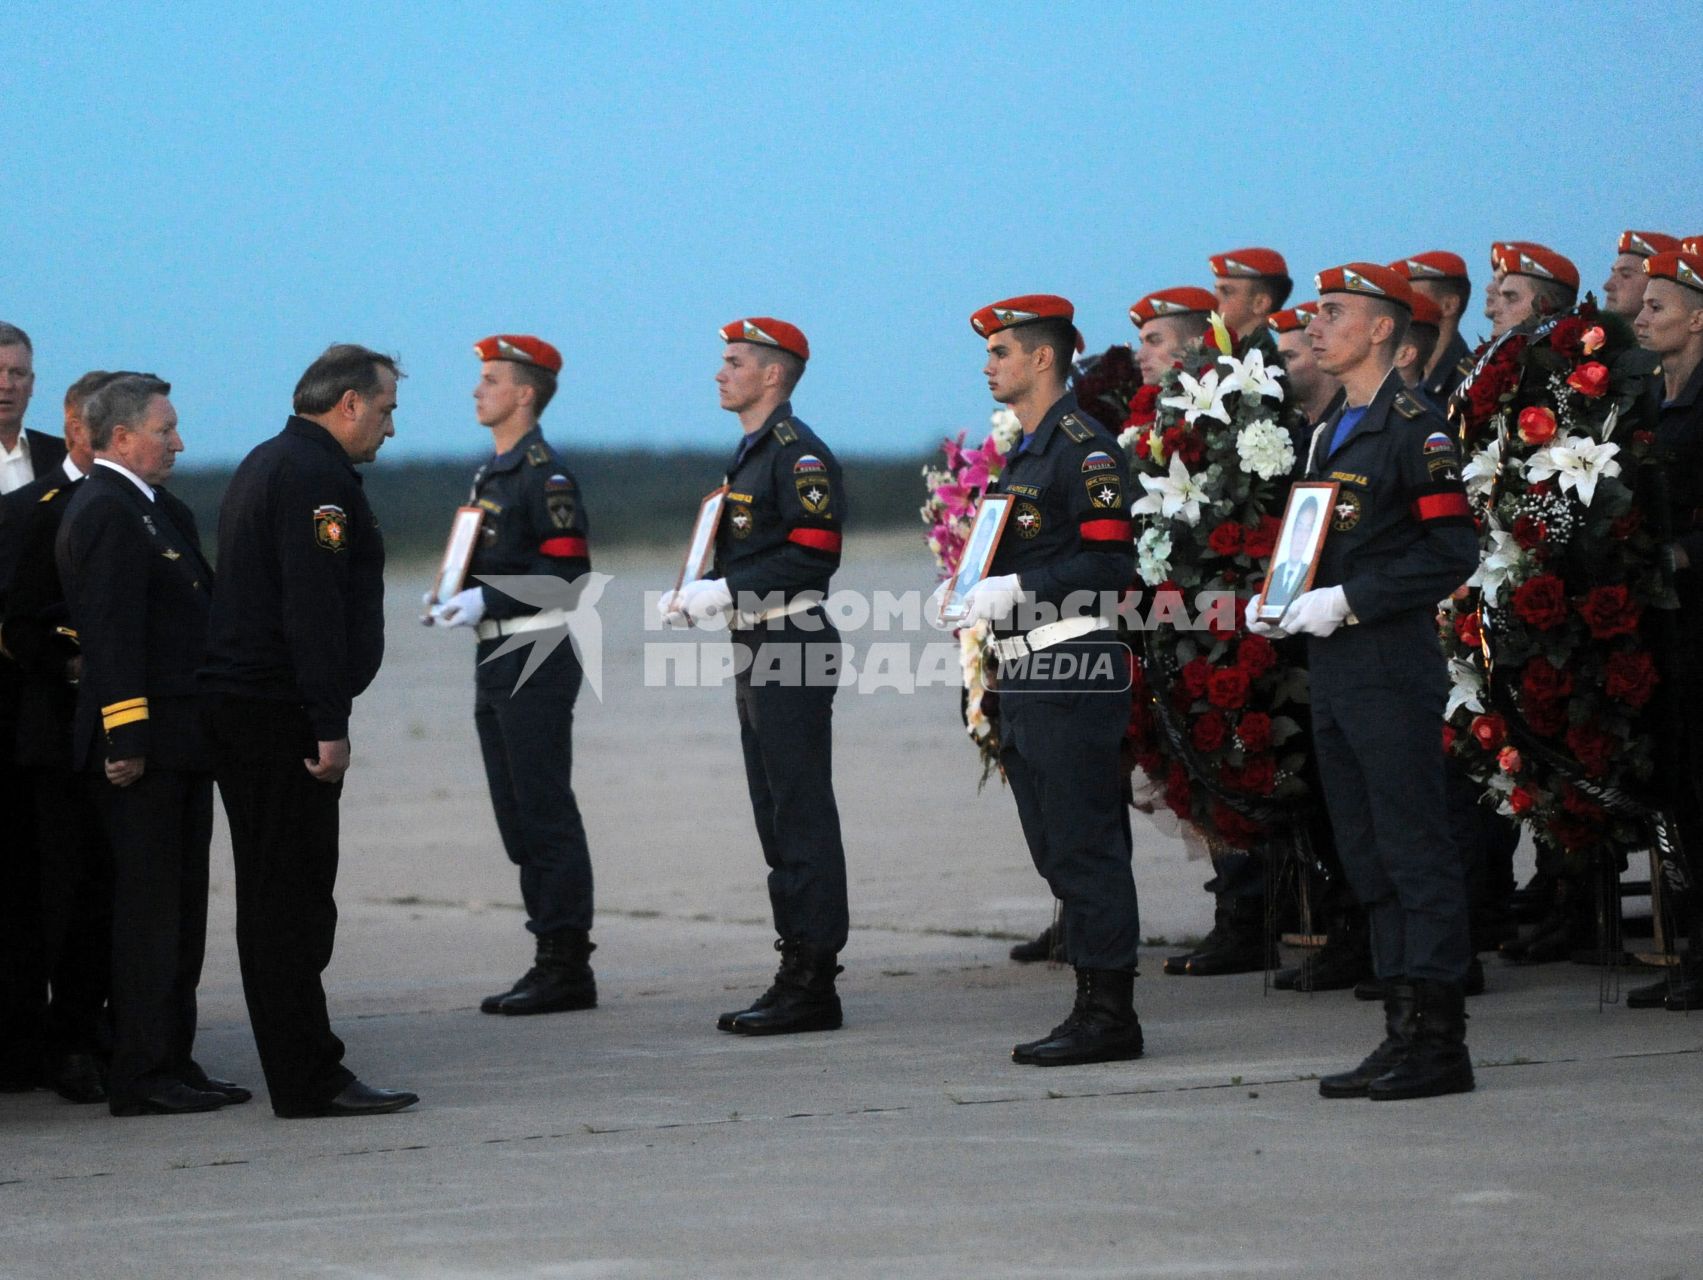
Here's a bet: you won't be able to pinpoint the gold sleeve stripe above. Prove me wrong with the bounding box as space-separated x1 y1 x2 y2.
103 707 150 731
101 697 149 716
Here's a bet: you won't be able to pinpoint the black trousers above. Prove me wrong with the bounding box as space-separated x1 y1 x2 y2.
33 768 113 1055
1309 618 1471 984
474 644 593 937
0 756 45 1081
97 766 212 1103
997 636 1140 973
205 696 354 1112
732 618 849 954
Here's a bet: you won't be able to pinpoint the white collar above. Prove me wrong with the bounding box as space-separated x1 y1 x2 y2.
0 432 29 462
62 454 86 483
93 457 155 502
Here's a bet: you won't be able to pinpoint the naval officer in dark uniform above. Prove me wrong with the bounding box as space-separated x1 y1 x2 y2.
1251 263 1478 1101
57 373 246 1115
428 334 598 1017
960 294 1142 1066
200 344 416 1118
663 317 850 1036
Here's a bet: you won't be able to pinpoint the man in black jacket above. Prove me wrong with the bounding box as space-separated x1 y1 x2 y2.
57 372 246 1116
200 344 417 1118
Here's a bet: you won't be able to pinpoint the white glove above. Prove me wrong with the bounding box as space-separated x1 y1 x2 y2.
657 589 690 629
1280 585 1352 638
1244 594 1288 638
961 574 1024 625
432 586 487 629
679 577 733 626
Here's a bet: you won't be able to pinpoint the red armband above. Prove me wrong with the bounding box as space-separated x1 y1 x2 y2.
788 527 842 553
1079 517 1134 543
540 536 590 558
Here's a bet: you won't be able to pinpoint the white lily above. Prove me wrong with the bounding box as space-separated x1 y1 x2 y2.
1461 438 1501 503
1136 527 1174 582
1445 656 1486 722
1160 368 1231 426
1525 434 1621 508
1472 526 1524 607
1216 347 1286 402
1132 453 1209 526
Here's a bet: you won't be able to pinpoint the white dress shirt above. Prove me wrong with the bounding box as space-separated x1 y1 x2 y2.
92 457 155 502
0 432 34 494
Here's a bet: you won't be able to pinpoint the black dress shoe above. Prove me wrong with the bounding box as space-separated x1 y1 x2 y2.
110 1082 227 1116
189 1075 252 1104
275 1080 420 1119
49 1053 108 1104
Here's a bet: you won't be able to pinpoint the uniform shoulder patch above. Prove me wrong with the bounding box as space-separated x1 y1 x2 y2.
1422 431 1455 454
39 488 59 503
544 473 575 493
1392 391 1425 420
1058 413 1094 443
313 504 348 551
793 453 827 475
772 420 800 446
525 443 551 467
1081 450 1117 474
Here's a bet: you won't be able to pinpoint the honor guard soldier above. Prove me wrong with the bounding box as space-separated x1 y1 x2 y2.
428 334 598 1017
1209 247 1292 344
1390 253 1474 406
200 344 417 1118
661 317 851 1036
1130 287 1219 387
1628 250 1703 1009
1604 230 1679 321
1493 243 1578 336
1392 288 1445 411
57 374 249 1116
1250 263 1479 1100
1272 304 1343 428
960 295 1143 1065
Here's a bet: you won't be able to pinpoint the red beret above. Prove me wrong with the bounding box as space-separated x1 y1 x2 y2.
1209 247 1288 279
1408 290 1443 328
969 295 1084 352
1390 252 1468 283
1268 302 1317 334
1684 236 1703 257
1128 287 1219 326
474 334 562 374
1618 230 1679 258
1314 262 1415 310
719 317 809 362
1502 244 1579 291
1644 251 1703 294
1490 241 1541 272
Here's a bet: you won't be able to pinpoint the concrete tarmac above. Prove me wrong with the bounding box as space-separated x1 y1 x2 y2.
3 539 1699 1278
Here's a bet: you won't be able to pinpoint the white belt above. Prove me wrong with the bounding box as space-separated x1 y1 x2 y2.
991 616 1115 662
476 608 571 641
732 597 820 631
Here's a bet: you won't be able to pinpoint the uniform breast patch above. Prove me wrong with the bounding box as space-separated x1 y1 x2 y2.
314 504 348 551
1014 501 1043 539
1332 490 1363 532
728 500 754 539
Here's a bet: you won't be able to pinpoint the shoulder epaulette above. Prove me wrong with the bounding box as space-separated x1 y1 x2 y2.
39 488 59 503
1393 391 1425 420
1455 355 1475 376
1058 413 1094 443
772 420 799 446
526 443 551 467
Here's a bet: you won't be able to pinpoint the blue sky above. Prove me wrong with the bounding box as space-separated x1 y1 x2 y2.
10 2 1700 464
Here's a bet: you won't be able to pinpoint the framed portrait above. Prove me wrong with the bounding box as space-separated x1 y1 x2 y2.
1256 481 1339 620
676 486 728 593
936 494 1015 626
430 506 485 607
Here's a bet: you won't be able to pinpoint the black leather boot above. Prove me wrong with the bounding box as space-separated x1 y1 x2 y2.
1183 898 1272 976
481 968 539 1014
1319 981 1416 1098
729 942 843 1035
1010 922 1064 964
717 939 794 1031
1012 968 1143 1066
497 930 597 1015
1164 897 1227 974
1293 917 1373 992
1368 979 1475 1100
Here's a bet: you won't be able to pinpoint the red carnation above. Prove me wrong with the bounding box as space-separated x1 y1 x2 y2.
1207 521 1244 556
1179 656 1213 699
1206 666 1252 711
1237 711 1273 752
1561 786 1603 821
1566 361 1610 398
1523 698 1569 736
1509 786 1536 815
1229 754 1277 796
1244 515 1281 560
1453 609 1483 649
1517 406 1558 446
1191 711 1228 753
1162 426 1205 465
1132 429 1153 460
1164 761 1192 816
1512 514 1548 550
1577 584 1641 639
1211 800 1263 848
1125 384 1161 428
1604 649 1659 707
1469 713 1507 753
1564 723 1617 777
1548 316 1586 358
1520 655 1574 702
1441 724 1457 753
1511 574 1569 630
1236 634 1277 678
